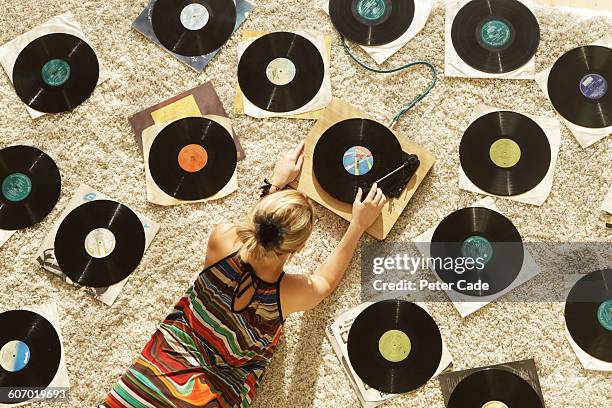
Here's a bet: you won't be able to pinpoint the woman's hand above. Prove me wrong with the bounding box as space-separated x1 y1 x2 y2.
351 183 386 233
270 141 305 189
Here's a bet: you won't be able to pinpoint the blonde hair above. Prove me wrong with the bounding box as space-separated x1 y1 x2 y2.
236 190 315 260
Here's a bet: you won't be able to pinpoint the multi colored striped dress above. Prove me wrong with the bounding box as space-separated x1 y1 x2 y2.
103 252 285 408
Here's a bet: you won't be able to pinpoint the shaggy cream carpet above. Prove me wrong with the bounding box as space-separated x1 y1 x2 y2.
0 1 610 407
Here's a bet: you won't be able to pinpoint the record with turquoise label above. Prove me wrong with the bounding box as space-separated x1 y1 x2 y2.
12 33 99 113
347 300 442 393
0 310 61 404
451 0 540 73
564 269 612 362
547 45 612 129
329 0 414 46
0 146 61 230
430 207 524 297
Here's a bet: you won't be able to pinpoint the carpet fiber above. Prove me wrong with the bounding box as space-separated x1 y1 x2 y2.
0 1 610 407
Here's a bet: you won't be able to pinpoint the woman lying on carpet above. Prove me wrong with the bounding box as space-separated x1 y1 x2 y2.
102 141 387 408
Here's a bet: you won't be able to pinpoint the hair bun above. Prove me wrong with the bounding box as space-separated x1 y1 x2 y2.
254 214 286 251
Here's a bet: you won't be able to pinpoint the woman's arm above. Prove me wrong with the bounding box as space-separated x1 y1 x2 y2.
281 183 386 315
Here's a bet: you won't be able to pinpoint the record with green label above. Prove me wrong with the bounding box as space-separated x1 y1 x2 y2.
238 32 325 113
430 207 524 297
12 33 99 113
460 111 551 196
0 310 61 404
151 0 237 57
451 0 539 74
547 45 611 129
329 0 414 46
0 146 61 230
347 300 443 394
564 269 612 363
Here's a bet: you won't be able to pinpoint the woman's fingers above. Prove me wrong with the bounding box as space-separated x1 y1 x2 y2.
354 187 363 203
373 188 384 205
295 154 305 170
366 183 377 201
289 140 305 161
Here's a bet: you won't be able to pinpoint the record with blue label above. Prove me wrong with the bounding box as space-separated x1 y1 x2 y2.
347 300 443 393
564 269 612 363
0 310 61 404
12 33 99 113
451 0 540 74
313 118 403 203
447 368 544 408
0 146 61 230
460 111 551 196
238 32 325 113
54 200 145 288
152 0 236 57
547 45 612 129
430 207 524 297
329 0 415 46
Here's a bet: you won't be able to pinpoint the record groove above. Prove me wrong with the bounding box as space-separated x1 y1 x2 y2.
148 117 237 201
431 207 524 297
237 32 325 113
347 300 443 394
329 0 415 46
548 45 612 128
0 310 61 404
54 200 145 288
460 111 551 196
13 33 99 113
0 146 61 230
152 0 237 57
451 0 540 73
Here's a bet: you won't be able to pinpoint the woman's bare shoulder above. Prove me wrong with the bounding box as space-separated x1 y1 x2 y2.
205 223 241 267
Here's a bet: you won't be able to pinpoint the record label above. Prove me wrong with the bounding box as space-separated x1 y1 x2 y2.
479 19 512 49
180 3 210 30
2 173 32 202
378 329 411 362
461 235 493 265
579 73 608 100
598 299 612 331
482 401 509 408
178 144 208 172
84 228 116 258
489 138 521 168
343 146 374 176
0 340 30 372
41 59 71 86
354 0 390 23
266 58 296 86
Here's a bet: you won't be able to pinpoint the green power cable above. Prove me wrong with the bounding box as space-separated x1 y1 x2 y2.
341 36 438 129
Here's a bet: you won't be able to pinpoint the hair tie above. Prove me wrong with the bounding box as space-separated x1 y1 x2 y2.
254 214 286 251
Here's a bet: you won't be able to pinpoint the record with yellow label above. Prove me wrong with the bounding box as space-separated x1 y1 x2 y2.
460 111 551 196
347 300 442 394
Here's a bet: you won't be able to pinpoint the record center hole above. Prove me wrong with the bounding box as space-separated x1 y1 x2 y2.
579 73 608 100
482 401 509 408
266 58 297 86
84 228 116 259
479 19 512 49
378 329 411 362
343 146 374 176
489 138 521 169
0 340 30 372
1 172 32 202
597 299 612 331
180 3 210 31
178 144 208 173
462 236 493 266
41 59 71 87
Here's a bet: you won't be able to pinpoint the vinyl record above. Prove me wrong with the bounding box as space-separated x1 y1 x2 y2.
12 33 99 113
0 310 61 404
451 0 540 73
347 300 442 394
0 146 61 230
448 368 544 408
148 117 237 200
564 269 612 363
547 45 612 129
237 32 325 113
430 207 524 297
460 111 551 196
313 118 402 203
54 200 145 288
329 0 415 46
151 0 237 56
